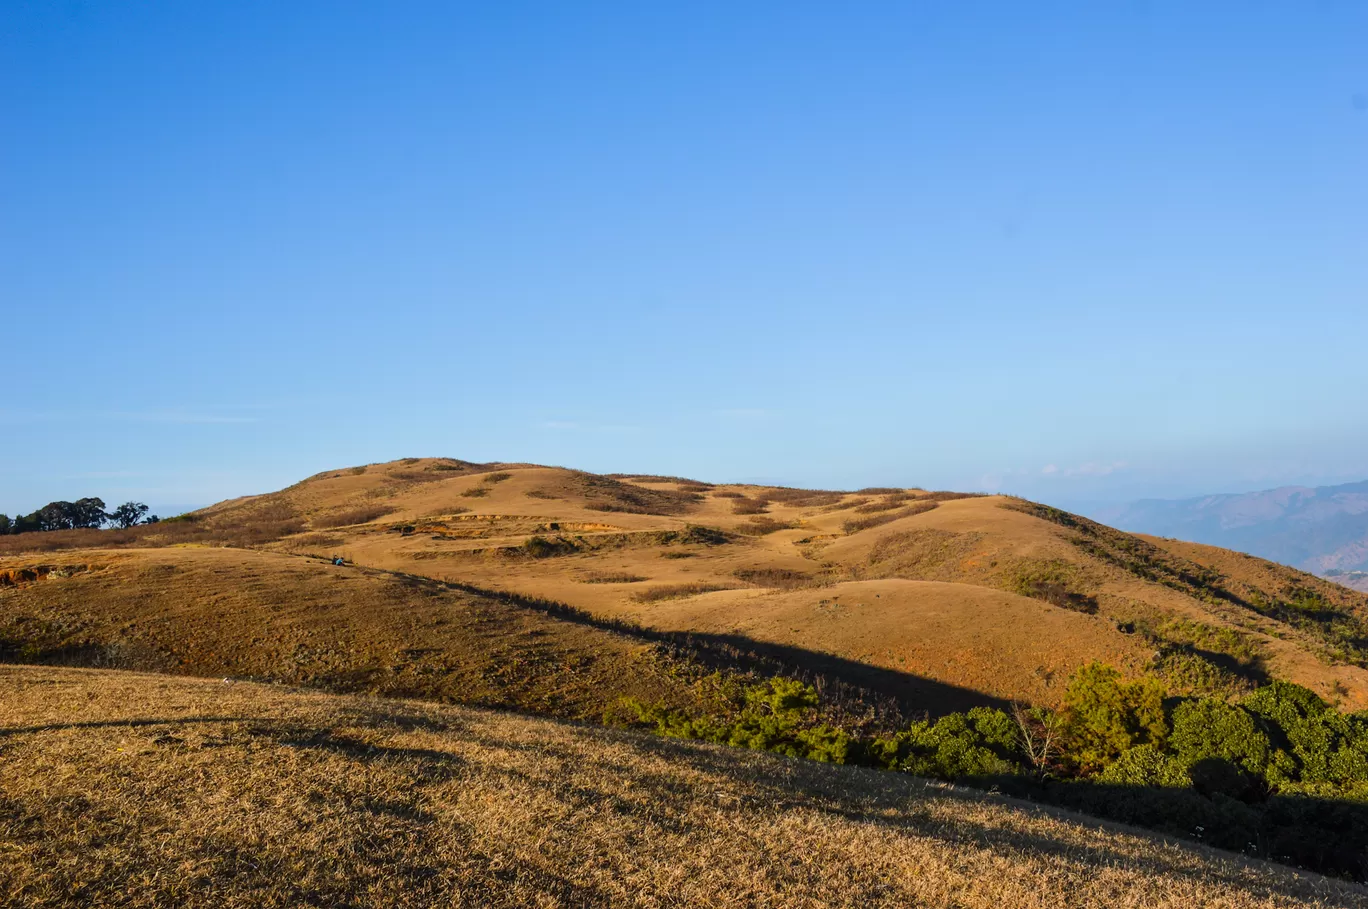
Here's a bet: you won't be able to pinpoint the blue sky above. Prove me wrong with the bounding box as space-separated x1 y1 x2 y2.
3 1 1366 517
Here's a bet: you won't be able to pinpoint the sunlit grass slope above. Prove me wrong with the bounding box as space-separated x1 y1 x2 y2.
2 665 1363 909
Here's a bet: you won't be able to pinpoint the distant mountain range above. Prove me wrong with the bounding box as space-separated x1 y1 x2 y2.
1096 480 1368 591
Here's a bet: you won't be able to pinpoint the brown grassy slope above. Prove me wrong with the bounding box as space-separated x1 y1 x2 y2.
5 457 1366 710
624 579 1152 708
3 666 1363 909
0 547 693 721
1141 534 1368 619
811 495 1368 707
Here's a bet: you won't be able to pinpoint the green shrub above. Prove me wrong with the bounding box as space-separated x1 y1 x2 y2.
886 707 1022 779
1060 662 1167 771
619 678 854 764
1100 744 1191 787
1170 698 1273 780
1245 681 1366 786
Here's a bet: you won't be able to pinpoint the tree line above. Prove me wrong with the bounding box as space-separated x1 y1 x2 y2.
0 497 159 535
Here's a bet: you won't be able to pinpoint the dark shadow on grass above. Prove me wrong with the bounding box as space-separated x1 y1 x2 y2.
976 774 1368 885
411 572 1010 720
0 717 259 737
597 726 1368 891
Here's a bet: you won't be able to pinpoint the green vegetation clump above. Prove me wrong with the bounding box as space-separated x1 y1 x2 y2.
1057 662 1167 770
872 707 1022 778
1121 616 1267 697
618 662 1368 880
620 677 853 763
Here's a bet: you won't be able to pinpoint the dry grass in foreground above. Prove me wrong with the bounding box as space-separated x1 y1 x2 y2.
2 666 1364 909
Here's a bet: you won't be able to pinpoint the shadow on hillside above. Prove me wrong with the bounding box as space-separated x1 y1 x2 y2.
974 774 1368 885
0 716 254 738
664 630 1010 718
599 726 1368 886
426 573 1010 721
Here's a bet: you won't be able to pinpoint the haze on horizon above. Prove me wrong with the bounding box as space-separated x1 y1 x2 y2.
4 2 1366 517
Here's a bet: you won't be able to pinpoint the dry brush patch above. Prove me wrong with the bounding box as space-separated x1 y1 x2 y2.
312 505 396 528
730 496 771 515
843 500 940 534
734 567 818 590
734 517 797 536
631 583 738 604
530 473 704 516
0 666 1360 909
578 571 648 584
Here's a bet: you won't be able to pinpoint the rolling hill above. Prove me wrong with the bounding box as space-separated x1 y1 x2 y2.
5 457 1368 714
6 457 1368 892
3 664 1362 908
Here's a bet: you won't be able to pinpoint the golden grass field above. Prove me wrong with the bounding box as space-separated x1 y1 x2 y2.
5 457 1368 905
4 665 1364 908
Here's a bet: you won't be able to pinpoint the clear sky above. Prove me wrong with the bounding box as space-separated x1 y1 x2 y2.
4 2 1366 517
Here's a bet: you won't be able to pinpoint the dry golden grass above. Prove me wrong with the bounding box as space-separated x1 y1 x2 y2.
2 665 1361 909
0 548 692 721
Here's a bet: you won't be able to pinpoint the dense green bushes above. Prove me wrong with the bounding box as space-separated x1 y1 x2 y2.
872 707 1021 778
620 677 854 763
616 662 1368 879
